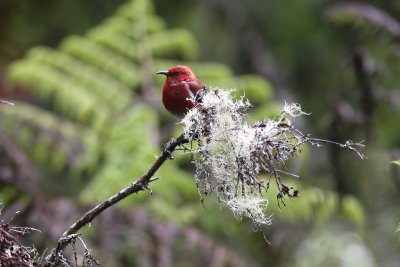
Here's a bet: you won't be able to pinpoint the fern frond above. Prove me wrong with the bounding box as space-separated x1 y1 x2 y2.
0 103 99 175
8 61 111 130
27 47 132 111
60 36 140 88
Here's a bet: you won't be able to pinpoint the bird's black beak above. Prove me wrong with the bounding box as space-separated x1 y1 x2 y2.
156 70 169 76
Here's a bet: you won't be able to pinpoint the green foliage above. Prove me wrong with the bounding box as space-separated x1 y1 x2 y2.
232 75 273 103
0 102 99 176
341 195 365 227
391 160 400 166
265 183 365 227
8 61 112 131
80 105 159 203
60 36 140 88
247 102 282 122
27 47 132 112
150 29 199 60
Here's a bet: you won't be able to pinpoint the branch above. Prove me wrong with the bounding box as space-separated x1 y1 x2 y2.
45 133 189 265
0 99 14 105
348 47 375 142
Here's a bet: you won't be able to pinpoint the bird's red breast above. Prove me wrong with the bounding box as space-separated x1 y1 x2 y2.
157 65 206 117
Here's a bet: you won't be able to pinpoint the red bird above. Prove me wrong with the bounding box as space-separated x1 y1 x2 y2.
157 65 206 117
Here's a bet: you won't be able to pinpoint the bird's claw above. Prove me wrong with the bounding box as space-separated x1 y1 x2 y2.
163 143 175 160
167 150 174 160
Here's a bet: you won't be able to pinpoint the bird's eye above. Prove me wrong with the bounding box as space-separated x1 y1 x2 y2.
173 72 180 76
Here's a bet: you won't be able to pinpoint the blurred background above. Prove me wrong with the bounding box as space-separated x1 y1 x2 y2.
0 0 399 266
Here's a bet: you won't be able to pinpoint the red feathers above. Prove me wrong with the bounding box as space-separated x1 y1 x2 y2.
157 65 206 117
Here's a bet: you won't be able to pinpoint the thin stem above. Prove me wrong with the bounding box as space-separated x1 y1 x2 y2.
0 99 14 105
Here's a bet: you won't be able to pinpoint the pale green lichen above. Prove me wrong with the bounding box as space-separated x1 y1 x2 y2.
182 89 280 226
181 89 364 228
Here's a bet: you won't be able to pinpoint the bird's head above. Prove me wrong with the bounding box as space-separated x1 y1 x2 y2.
156 65 197 83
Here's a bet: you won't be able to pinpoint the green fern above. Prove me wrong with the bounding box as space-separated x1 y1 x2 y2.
27 47 132 112
0 103 99 175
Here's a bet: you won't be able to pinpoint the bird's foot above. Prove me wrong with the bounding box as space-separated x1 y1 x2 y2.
163 142 175 160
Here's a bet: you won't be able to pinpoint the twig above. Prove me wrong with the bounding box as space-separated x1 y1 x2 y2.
0 211 40 266
45 133 189 265
290 127 367 160
306 137 366 160
0 99 14 106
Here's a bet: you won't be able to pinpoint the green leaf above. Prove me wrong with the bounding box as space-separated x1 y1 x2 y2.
341 195 365 227
391 160 400 166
